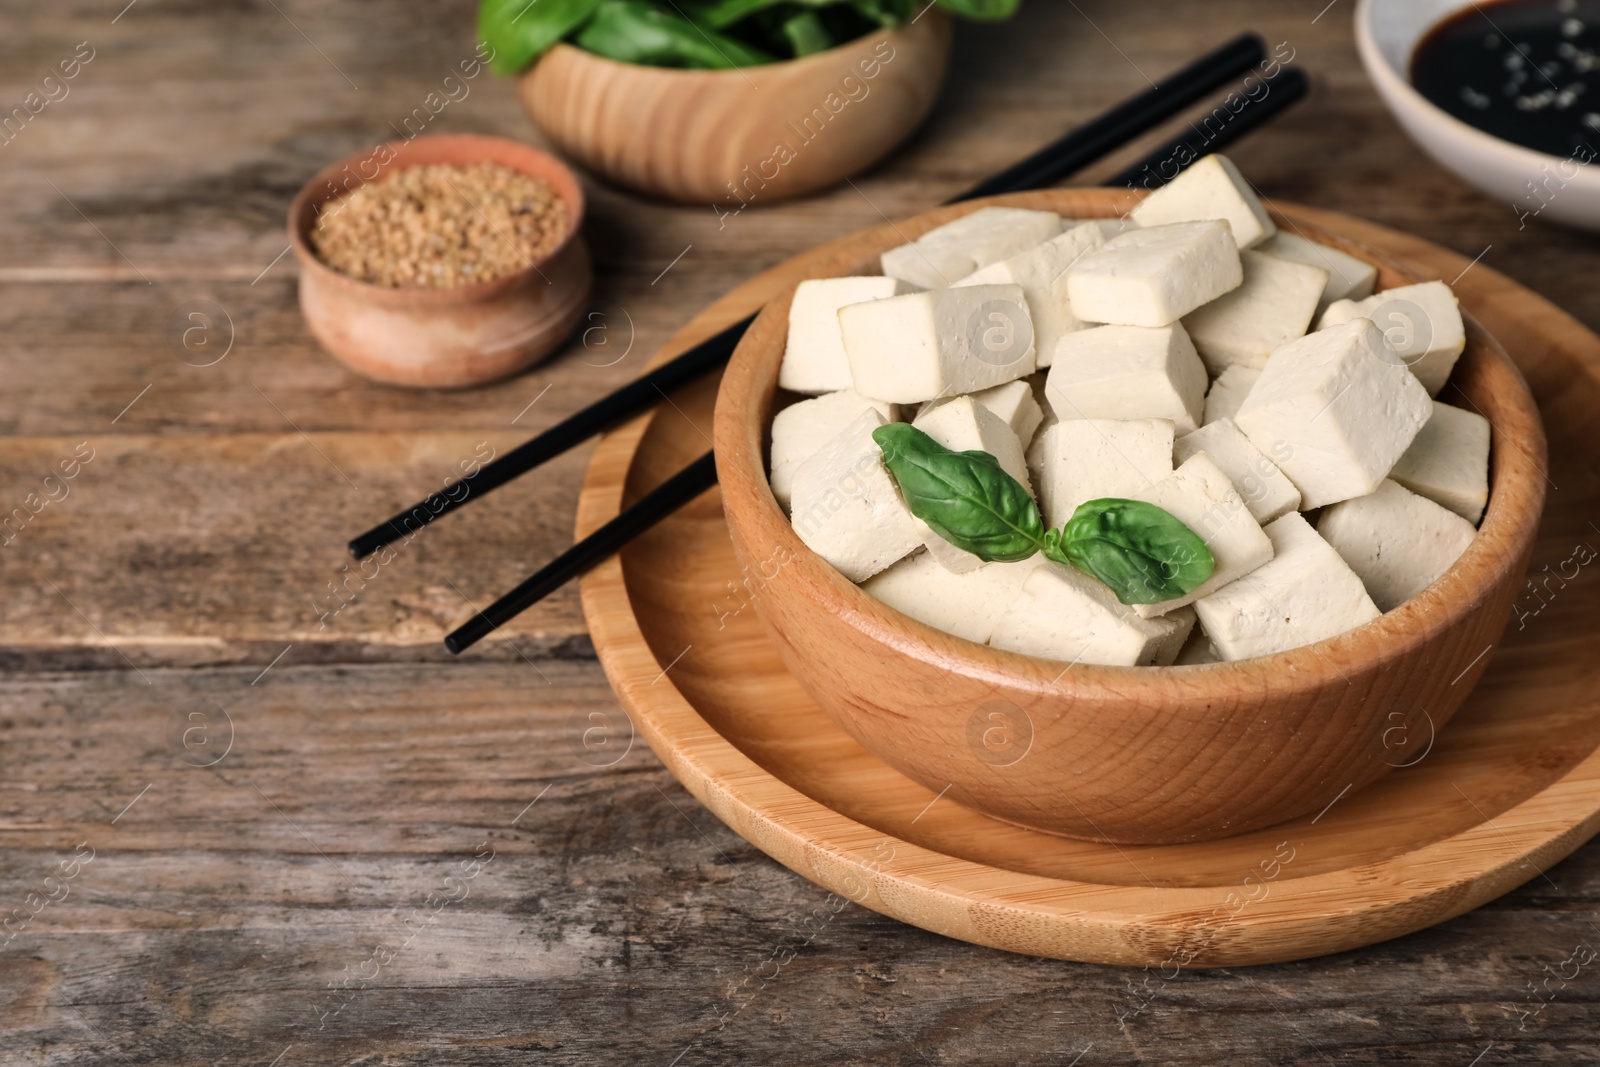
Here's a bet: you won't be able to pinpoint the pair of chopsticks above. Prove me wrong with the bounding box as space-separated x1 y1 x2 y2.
343 32 1308 654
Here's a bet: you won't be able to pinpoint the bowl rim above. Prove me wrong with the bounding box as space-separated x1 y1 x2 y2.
1353 0 1600 181
713 190 1549 702
526 7 948 83
286 132 587 306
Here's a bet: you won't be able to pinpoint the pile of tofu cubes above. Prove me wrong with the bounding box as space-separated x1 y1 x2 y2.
772 155 1490 667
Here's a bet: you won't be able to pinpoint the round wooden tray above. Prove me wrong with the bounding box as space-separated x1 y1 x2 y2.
576 195 1600 967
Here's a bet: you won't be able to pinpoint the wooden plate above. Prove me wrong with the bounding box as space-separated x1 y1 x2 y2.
576 196 1600 967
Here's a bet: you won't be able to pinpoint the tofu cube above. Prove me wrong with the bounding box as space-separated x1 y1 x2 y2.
789 410 922 582
1067 220 1243 327
1194 512 1381 661
988 561 1194 667
862 552 1037 645
1389 400 1492 524
1181 250 1328 375
1032 418 1175 529
918 379 1044 446
1173 626 1221 665
880 207 1062 290
1316 479 1478 611
911 396 1033 572
1318 281 1466 396
1127 453 1276 617
1174 418 1301 524
1129 154 1277 248
840 284 1037 403
1204 364 1261 425
781 277 905 394
1256 230 1378 309
954 221 1107 367
769 389 898 510
1235 318 1432 509
1047 323 1208 434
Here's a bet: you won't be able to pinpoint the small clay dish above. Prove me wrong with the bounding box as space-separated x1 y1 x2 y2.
288 133 591 388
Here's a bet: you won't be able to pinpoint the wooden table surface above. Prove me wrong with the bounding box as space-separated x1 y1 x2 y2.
2 1 1597 1064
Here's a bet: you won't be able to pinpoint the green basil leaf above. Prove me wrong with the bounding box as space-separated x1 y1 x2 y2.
478 0 604 74
872 423 1047 563
574 0 776 67
934 0 1020 19
1049 498 1215 605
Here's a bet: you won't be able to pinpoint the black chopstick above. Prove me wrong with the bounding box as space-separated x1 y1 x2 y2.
1104 66 1309 188
445 59 1311 654
350 32 1270 562
442 452 719 654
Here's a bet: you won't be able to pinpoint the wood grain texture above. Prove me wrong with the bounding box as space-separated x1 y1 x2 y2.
4 0 1600 1061
520 15 952 204
579 204 1596 964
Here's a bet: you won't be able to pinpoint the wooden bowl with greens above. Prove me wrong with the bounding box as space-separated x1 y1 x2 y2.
479 1 1015 203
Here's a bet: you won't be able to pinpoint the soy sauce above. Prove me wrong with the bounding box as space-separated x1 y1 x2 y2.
1412 0 1600 157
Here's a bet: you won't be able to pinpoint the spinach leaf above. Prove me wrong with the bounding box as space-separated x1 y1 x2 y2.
575 0 776 67
479 0 604 74
872 423 1047 563
782 10 834 54
1046 498 1215 605
934 0 1020 19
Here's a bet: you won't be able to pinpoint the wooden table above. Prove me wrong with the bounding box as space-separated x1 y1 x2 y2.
3 2 1596 1063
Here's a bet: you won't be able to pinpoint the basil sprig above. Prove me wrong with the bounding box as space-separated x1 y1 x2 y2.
872 423 1215 606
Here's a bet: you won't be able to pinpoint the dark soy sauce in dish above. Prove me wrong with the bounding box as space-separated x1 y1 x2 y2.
1412 0 1600 157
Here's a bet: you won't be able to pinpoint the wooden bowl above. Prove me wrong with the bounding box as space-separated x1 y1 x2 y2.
517 14 951 205
288 133 592 389
712 188 1548 846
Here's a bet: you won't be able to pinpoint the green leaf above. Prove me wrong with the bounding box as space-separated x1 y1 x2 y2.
782 10 834 54
1047 498 1215 605
872 423 1047 563
478 0 604 74
934 0 1020 19
574 0 777 67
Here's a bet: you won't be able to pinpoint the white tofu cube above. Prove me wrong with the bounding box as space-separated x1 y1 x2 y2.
880 207 1062 290
769 390 899 510
1256 230 1378 309
954 221 1106 367
781 277 906 394
988 561 1194 667
1032 418 1175 529
1203 364 1261 426
1389 400 1492 524
789 410 922 582
911 397 1033 572
918 379 1043 446
1067 220 1243 327
1235 318 1432 509
840 284 1037 403
1316 479 1478 611
1046 323 1208 434
1127 453 1276 617
1128 154 1276 249
1174 418 1301 525
1181 250 1327 375
1318 281 1465 396
1173 626 1221 665
862 552 1037 645
1194 512 1381 661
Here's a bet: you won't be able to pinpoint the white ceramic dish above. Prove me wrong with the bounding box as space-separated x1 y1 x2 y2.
1356 0 1600 231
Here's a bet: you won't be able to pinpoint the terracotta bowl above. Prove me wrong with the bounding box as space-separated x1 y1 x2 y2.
288 133 592 389
712 188 1548 845
518 14 951 205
